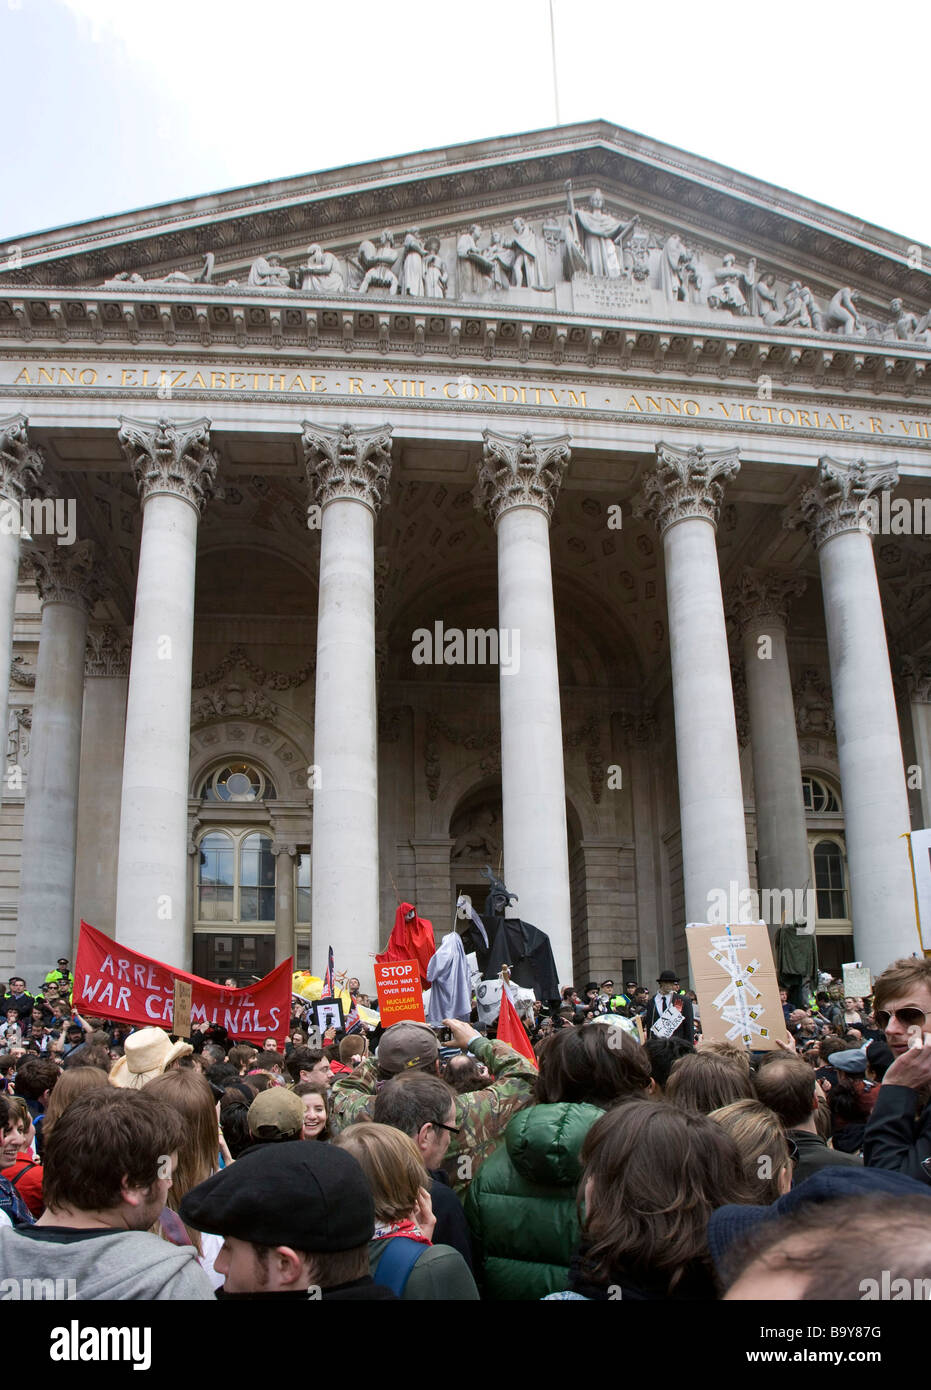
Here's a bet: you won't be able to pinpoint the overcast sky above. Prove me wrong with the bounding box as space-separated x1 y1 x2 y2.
2 0 929 251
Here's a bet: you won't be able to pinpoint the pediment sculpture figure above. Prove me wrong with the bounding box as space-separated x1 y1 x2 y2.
299 244 343 294
355 230 400 294
564 181 640 279
890 298 931 344
423 236 448 298
824 286 863 335
777 281 823 331
660 233 701 303
457 223 495 295
752 271 782 325
706 253 756 315
398 228 427 297
102 253 216 289
502 217 547 289
247 253 292 289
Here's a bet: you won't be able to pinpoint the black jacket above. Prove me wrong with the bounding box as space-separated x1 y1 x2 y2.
862 1084 931 1185
429 1169 473 1271
643 993 695 1039
787 1128 862 1186
0 992 34 1022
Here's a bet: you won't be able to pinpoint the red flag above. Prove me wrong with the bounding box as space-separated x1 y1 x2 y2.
376 902 435 980
496 983 538 1068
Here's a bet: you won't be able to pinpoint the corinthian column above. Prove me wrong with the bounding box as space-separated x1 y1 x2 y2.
114 418 217 966
475 428 573 986
634 443 752 928
302 421 392 983
730 570 811 934
788 458 916 971
74 628 130 938
0 417 43 811
17 541 97 982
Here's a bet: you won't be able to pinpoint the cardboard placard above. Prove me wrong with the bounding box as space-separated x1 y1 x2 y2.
841 962 872 998
686 922 783 1051
375 959 425 1025
172 978 193 1036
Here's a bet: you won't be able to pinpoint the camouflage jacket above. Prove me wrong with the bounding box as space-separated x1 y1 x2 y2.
329 1035 537 1196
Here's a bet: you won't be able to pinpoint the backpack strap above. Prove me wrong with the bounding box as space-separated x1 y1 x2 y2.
8 1161 38 1190
372 1237 424 1297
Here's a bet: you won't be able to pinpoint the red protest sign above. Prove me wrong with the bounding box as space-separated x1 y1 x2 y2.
74 921 291 1043
375 959 425 1025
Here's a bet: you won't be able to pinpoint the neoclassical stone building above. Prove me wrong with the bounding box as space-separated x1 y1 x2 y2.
0 122 928 990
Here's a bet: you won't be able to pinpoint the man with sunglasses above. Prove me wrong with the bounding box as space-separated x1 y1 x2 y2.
862 956 931 1184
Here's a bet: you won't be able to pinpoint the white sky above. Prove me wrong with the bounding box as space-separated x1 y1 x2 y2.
2 0 930 251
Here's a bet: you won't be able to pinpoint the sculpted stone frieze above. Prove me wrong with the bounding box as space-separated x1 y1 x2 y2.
794 668 835 736
73 187 928 347
192 646 313 690
31 538 99 612
0 416 44 505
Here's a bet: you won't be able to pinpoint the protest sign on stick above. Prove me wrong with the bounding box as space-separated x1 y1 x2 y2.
375 959 425 1024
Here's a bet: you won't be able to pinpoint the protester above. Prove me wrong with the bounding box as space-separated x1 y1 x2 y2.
181 1138 396 1299
827 1049 878 1152
0 1095 34 1228
372 1072 472 1268
752 1053 861 1183
862 956 931 1183
285 1046 333 1087
1 1095 43 1216
0 1089 215 1298
41 1066 110 1144
442 1054 493 1094
465 1025 653 1299
108 1027 193 1089
643 971 695 1038
0 978 34 1022
144 1069 224 1284
218 1086 258 1159
709 1100 793 1203
546 1099 751 1300
333 1122 479 1299
292 1081 331 1140
12 1057 58 1158
664 1052 754 1114
247 1087 304 1144
712 1170 931 1299
645 1034 695 1092
228 1045 258 1075
331 1017 537 1195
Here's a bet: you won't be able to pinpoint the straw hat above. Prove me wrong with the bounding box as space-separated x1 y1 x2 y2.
108 1026 193 1089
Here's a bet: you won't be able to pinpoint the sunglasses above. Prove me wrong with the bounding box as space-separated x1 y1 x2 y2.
874 1007 928 1032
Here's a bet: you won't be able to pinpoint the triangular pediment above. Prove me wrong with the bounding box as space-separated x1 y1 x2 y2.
1 121 929 347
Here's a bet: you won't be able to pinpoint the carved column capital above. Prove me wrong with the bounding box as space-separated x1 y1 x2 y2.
271 842 298 859
729 568 807 631
301 421 393 516
118 416 218 514
85 625 131 677
632 441 740 534
900 654 931 703
474 429 570 525
786 456 899 551
31 539 99 614
0 414 44 505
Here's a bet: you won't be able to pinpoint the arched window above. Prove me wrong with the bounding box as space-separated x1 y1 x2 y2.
239 833 275 922
802 775 840 813
198 763 277 803
197 831 234 921
196 830 274 924
813 839 847 921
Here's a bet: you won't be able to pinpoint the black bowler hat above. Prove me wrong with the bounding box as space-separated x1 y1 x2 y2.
180 1141 374 1251
657 970 679 984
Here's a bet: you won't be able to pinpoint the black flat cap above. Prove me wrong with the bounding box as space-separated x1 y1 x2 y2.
180 1142 374 1251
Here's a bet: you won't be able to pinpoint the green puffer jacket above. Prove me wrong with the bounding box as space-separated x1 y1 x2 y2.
464 1101 603 1301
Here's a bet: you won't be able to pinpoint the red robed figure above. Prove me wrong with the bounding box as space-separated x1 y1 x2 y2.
376 902 436 980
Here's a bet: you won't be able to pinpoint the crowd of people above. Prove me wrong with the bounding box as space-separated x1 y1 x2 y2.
0 950 929 1301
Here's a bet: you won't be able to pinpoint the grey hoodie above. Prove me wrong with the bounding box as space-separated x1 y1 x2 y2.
0 1224 215 1300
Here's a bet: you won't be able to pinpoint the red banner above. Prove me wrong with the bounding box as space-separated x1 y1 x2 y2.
74 921 291 1043
375 959 425 1025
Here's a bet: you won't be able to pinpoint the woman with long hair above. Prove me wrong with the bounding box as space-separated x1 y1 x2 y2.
333 1122 478 1300
42 1066 110 1141
144 1069 223 1287
548 1099 752 1300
